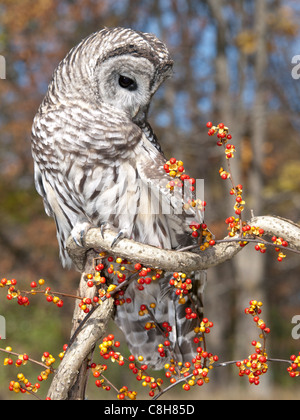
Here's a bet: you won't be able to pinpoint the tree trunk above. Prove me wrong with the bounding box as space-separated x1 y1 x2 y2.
47 251 114 400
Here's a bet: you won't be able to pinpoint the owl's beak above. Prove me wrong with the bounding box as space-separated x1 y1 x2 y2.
132 104 149 123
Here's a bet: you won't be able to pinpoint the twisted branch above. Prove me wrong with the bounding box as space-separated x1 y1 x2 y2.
67 215 300 273
47 215 300 399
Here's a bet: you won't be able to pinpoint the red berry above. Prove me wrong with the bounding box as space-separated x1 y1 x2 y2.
56 300 64 308
95 264 104 271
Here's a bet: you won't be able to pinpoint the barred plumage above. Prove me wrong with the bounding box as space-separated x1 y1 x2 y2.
31 27 205 369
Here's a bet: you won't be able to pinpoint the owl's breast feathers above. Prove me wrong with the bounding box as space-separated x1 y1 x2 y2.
31 102 193 254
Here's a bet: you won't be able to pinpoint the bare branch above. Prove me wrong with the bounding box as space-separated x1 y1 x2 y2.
48 214 300 399
66 215 300 273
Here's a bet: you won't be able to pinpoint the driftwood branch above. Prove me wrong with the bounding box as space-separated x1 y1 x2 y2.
47 215 300 399
66 215 300 273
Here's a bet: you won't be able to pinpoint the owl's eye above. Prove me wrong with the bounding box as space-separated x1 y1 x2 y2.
118 75 137 91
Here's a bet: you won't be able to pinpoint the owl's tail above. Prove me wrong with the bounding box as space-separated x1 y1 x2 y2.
114 271 206 370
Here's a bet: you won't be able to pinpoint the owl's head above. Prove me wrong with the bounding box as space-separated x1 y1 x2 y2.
94 28 173 118
53 27 173 120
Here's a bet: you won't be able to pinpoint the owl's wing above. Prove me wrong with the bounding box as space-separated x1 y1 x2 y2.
31 99 203 265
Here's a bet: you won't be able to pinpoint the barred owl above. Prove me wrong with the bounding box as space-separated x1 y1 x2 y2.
31 27 204 370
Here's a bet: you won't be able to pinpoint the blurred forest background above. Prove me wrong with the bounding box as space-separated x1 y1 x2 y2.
0 0 300 400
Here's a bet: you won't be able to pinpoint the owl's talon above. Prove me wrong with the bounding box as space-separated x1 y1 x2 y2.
111 230 125 248
71 222 92 248
100 222 107 239
73 235 84 248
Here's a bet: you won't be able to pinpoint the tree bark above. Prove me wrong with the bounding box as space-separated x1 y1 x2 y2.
46 252 114 400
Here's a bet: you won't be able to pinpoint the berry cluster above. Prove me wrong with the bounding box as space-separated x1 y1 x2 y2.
97 333 164 398
207 121 291 263
163 157 195 192
86 256 163 302
8 375 41 395
236 300 270 385
2 345 63 397
164 321 218 391
163 157 207 241
245 300 271 335
1 277 65 308
271 235 288 262
189 222 215 251
169 272 193 305
288 354 300 378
